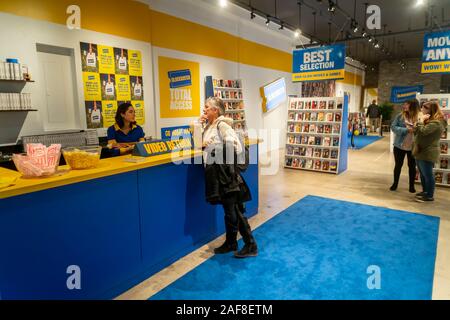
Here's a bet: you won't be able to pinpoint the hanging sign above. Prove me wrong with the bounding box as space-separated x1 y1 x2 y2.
292 44 346 82
422 30 450 74
390 85 424 103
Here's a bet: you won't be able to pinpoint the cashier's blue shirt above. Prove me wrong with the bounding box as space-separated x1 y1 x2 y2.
107 123 145 143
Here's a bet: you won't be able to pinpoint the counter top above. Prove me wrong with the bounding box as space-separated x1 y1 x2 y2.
0 150 202 199
0 139 260 199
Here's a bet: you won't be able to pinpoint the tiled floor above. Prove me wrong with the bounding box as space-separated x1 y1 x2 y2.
116 135 450 300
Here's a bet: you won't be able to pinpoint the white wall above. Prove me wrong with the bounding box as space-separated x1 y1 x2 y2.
335 63 365 113
0 12 155 145
152 46 299 150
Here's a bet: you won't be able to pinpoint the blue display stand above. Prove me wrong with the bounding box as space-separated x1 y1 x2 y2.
338 95 349 174
0 145 259 299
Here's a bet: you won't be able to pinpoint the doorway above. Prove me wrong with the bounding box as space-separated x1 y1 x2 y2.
36 44 80 131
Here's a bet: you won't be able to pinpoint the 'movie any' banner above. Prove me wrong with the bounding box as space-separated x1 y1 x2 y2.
422 30 450 74
292 44 345 82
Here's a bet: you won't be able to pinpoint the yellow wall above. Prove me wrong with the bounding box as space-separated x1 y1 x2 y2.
338 71 363 86
0 0 359 78
0 0 152 42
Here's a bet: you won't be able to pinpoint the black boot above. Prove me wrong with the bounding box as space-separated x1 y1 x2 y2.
390 183 398 191
234 243 258 258
214 232 237 254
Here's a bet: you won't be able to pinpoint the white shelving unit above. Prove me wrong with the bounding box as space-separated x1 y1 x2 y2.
211 78 246 131
284 97 346 174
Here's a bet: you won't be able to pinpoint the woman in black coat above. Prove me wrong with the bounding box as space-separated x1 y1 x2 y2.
198 97 257 258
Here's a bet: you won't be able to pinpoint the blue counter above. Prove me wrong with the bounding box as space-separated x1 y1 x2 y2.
0 144 259 299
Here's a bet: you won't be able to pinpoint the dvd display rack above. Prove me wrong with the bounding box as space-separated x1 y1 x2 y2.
284 96 348 174
205 76 246 131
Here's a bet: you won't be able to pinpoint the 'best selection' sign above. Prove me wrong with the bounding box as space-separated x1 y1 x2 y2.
292 44 346 82
422 30 450 74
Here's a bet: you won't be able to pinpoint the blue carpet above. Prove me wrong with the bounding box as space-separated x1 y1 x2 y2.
348 135 383 149
150 196 440 300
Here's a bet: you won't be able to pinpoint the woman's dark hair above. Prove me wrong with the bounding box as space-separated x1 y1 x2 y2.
115 102 136 129
403 99 420 122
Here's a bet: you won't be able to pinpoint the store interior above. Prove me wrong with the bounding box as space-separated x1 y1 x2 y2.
0 0 449 300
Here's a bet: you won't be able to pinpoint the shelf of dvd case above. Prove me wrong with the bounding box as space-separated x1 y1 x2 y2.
221 99 243 102
206 76 247 131
214 87 242 91
286 143 340 149
284 165 337 174
285 154 340 162
285 96 348 175
287 132 340 137
287 120 341 124
288 109 343 113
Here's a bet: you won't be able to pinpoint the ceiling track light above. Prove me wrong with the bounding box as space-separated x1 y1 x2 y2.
279 23 284 30
250 9 256 19
219 0 227 8
368 37 374 43
328 0 336 13
294 29 301 38
265 16 270 26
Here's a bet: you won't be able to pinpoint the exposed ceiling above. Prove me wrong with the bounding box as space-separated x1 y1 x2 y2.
231 0 450 67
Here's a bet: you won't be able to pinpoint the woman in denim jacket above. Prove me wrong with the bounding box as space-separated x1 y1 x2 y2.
390 99 420 192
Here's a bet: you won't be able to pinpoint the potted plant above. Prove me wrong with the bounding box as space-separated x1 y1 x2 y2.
379 102 395 124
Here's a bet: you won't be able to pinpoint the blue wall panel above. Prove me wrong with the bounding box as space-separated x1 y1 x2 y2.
0 172 142 300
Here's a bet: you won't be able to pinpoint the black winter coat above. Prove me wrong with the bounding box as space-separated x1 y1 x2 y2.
203 145 251 205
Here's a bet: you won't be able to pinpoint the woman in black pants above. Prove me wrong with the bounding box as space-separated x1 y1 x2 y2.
197 97 257 258
390 99 420 192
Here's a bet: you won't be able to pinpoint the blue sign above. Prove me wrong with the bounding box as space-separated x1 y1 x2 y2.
422 30 450 74
161 125 192 140
168 69 192 88
390 85 424 103
133 138 193 157
261 78 287 113
292 44 346 82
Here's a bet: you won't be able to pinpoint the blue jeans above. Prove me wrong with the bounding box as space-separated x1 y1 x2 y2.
416 160 435 198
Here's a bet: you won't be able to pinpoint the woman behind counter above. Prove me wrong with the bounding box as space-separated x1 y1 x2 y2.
107 102 145 156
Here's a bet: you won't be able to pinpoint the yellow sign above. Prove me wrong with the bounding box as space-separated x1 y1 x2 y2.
421 61 450 74
129 50 143 76
132 100 145 125
80 42 145 129
83 72 101 101
292 69 345 82
102 100 118 128
116 75 131 101
158 56 200 118
98 45 115 74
